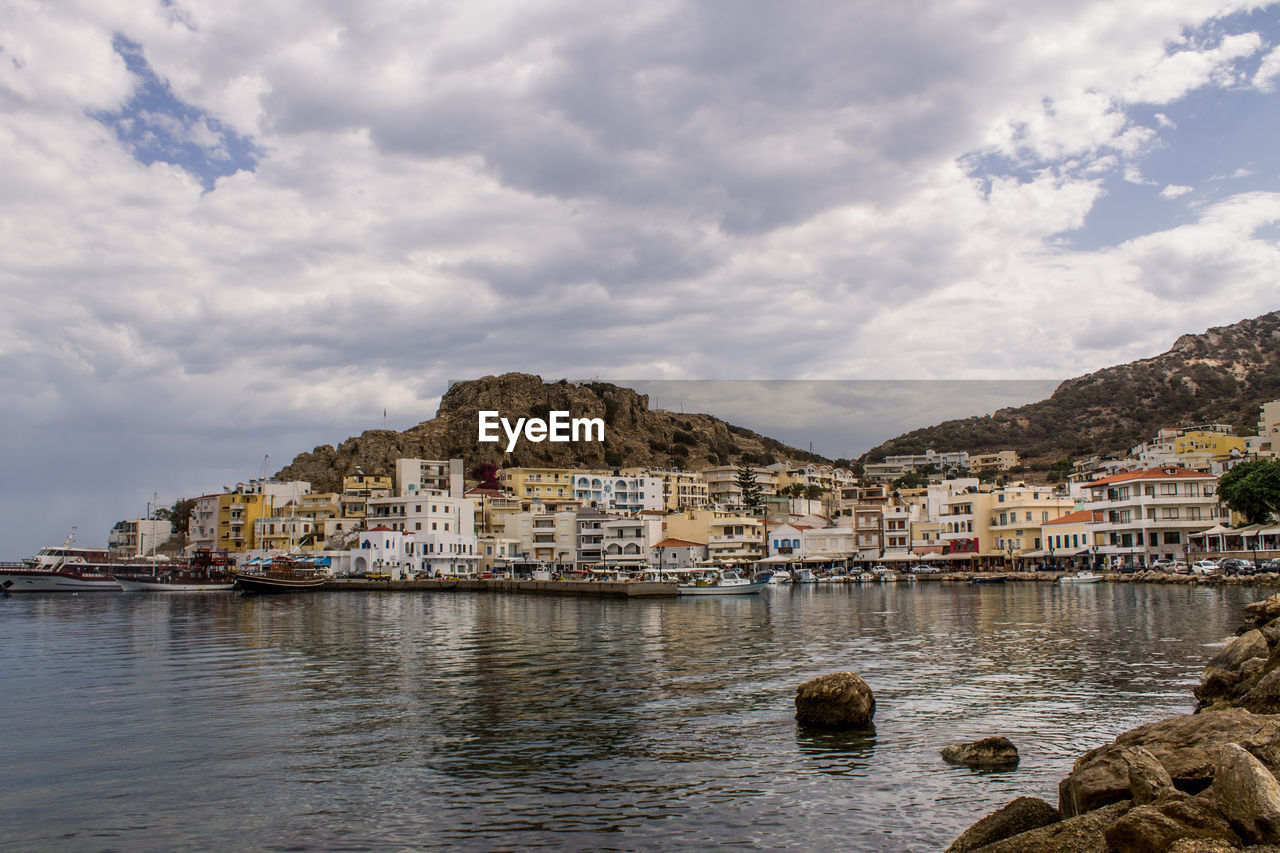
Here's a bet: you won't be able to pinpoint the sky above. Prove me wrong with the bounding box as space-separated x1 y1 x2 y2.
3 1 1280 556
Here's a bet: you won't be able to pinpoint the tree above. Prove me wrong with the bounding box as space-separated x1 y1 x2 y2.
803 484 827 501
164 498 197 535
1218 460 1280 525
470 462 501 491
736 464 764 509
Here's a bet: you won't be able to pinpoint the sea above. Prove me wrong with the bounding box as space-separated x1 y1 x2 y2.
0 582 1255 851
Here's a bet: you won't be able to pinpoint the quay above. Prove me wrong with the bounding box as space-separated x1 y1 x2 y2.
322 577 678 597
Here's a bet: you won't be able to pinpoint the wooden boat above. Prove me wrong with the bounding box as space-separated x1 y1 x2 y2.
232 558 326 593
971 574 1007 584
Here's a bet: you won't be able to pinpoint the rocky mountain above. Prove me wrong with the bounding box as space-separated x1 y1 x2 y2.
275 373 827 492
863 310 1280 471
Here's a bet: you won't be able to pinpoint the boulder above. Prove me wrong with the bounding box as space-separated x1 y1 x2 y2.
1104 798 1241 853
1210 630 1270 672
941 737 1020 770
945 796 1060 853
1125 746 1177 806
1243 595 1280 633
1211 742 1280 844
794 672 875 729
1241 671 1280 715
1059 709 1280 817
969 800 1131 853
1261 617 1280 649
1165 840 1239 853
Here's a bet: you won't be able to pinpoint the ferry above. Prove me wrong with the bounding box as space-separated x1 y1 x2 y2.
0 531 151 592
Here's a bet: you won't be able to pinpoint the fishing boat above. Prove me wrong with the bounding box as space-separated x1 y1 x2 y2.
115 549 235 592
231 557 326 593
677 570 768 596
1059 571 1102 585
971 574 1008 585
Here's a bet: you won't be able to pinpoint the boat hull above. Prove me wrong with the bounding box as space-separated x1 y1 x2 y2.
232 571 326 594
115 576 236 592
677 581 769 596
0 569 121 592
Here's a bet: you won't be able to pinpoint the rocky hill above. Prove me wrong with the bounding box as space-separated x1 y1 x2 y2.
863 310 1280 470
275 373 827 492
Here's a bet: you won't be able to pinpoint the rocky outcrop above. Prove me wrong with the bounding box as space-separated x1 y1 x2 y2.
1210 743 1280 844
944 797 1060 853
275 373 826 492
794 673 875 730
1059 709 1280 817
968 800 1131 852
1104 797 1242 852
1196 600 1280 713
941 737 1020 770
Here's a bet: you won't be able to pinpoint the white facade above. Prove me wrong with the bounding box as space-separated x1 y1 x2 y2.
572 473 663 512
602 516 663 567
108 518 172 559
395 458 465 497
1084 467 1222 565
188 494 220 551
365 492 479 575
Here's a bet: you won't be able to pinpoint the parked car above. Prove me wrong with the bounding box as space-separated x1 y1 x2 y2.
1170 561 1190 574
1150 559 1175 571
908 564 940 574
1217 558 1254 576
1263 559 1280 573
1114 562 1140 574
1190 560 1220 575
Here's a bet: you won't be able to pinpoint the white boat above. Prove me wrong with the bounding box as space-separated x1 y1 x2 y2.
792 569 817 584
678 570 769 596
0 530 151 592
1059 571 1102 585
116 575 236 592
114 548 235 592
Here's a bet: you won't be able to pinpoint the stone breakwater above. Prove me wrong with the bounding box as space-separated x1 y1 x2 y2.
922 572 1280 587
946 591 1280 852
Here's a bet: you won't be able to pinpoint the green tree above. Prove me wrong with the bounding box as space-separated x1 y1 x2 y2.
803 484 827 500
736 464 764 509
165 497 197 535
1218 460 1280 525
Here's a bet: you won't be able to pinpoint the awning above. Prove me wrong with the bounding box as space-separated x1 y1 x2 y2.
756 554 794 564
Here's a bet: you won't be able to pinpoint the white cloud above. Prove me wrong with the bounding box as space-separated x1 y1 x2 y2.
1253 44 1280 91
1 0 1279 555
1160 184 1194 198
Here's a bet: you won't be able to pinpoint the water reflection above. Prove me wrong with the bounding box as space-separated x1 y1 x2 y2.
0 583 1255 852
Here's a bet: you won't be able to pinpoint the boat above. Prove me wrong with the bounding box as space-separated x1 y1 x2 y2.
115 549 235 592
231 557 327 593
677 570 769 596
971 574 1007 585
1059 571 1102 585
792 569 817 584
0 530 153 593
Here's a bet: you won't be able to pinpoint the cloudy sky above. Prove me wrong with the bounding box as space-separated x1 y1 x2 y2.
3 1 1280 556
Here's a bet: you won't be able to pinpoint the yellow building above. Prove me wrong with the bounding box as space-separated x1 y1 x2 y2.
1174 431 1246 457
988 485 1077 564
255 493 342 551
498 467 576 500
217 492 271 552
644 469 709 510
1036 509 1101 565
340 474 393 519
665 508 765 563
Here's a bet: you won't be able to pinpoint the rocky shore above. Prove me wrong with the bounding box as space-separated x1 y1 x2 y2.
922 571 1280 587
946 591 1280 852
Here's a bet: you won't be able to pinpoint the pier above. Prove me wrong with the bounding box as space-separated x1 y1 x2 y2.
322 577 678 597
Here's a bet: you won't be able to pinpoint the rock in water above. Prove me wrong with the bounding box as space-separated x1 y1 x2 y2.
941 736 1020 769
1210 742 1280 844
944 796 1060 853
794 673 875 729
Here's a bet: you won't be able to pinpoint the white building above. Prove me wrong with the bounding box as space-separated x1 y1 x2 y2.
602 515 664 569
650 538 707 568
395 458 465 497
572 473 663 513
365 492 479 575
188 494 221 551
864 450 970 481
1084 466 1221 566
108 518 172 559
350 525 479 578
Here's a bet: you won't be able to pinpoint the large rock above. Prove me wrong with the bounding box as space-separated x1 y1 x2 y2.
969 800 1131 853
1211 742 1280 844
1104 798 1241 853
1262 617 1280 649
794 672 875 729
1125 746 1177 806
1243 595 1280 633
1210 630 1270 671
1242 670 1280 715
945 797 1060 853
941 736 1020 770
1059 709 1280 817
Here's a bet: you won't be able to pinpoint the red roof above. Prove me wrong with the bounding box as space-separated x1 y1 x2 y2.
653 538 703 548
1086 467 1209 488
367 525 393 532
1043 509 1102 526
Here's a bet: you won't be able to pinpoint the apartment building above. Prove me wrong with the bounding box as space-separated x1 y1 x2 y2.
1084 467 1219 565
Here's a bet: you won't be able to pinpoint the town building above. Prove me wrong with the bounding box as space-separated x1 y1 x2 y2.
572 472 663 512
650 538 708 569
107 518 172 559
499 467 576 500
395 458 464 497
1083 466 1220 566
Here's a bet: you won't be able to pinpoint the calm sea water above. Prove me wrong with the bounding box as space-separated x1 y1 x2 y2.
0 583 1255 852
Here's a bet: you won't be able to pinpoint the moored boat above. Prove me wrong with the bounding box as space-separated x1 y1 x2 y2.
115 549 235 592
232 558 326 593
0 531 152 593
1059 571 1102 585
678 570 768 596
